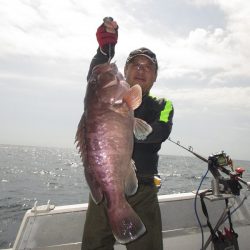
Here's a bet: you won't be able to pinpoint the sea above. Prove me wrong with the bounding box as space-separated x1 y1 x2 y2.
0 144 250 248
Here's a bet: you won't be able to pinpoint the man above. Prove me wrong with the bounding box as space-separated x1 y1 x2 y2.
82 18 174 250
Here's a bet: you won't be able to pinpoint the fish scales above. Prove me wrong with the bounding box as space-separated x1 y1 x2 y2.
76 62 152 244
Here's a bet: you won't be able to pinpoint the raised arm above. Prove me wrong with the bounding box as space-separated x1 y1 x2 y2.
87 17 118 81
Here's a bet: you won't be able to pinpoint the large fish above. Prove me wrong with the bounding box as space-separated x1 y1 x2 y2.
75 62 152 244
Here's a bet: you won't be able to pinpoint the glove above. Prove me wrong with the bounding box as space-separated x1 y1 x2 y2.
96 18 118 51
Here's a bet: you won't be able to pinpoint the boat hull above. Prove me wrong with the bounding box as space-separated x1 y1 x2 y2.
6 192 250 250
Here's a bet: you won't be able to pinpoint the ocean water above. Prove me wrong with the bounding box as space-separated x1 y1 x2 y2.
0 144 249 248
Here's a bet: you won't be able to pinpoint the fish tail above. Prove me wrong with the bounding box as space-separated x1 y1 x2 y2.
108 201 146 244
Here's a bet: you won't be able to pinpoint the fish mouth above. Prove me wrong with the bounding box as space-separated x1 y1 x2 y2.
102 79 117 89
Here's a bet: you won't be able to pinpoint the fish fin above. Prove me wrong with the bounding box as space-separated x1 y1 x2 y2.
90 189 103 204
123 84 142 110
134 118 152 140
108 201 146 244
84 168 103 204
75 113 86 161
124 160 138 196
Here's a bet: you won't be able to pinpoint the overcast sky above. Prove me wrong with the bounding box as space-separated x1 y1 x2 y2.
0 0 250 161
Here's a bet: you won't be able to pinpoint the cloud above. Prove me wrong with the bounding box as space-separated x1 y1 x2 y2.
0 0 100 59
0 0 249 159
152 86 250 114
1 0 249 81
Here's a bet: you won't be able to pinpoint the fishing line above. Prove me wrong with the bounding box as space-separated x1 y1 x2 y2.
221 189 249 224
194 168 209 250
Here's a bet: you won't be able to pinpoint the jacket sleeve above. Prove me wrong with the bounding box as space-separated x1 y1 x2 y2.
135 100 174 144
87 46 115 81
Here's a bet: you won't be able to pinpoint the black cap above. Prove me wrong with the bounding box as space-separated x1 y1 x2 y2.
126 47 158 71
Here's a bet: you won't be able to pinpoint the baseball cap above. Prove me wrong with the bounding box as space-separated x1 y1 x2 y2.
126 47 158 71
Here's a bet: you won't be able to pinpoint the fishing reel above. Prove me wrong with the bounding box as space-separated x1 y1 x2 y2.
208 151 243 197
209 151 232 168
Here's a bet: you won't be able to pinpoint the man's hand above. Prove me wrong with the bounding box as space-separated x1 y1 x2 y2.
96 17 118 55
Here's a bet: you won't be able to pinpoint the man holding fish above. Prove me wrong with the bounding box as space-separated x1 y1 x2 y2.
76 17 174 250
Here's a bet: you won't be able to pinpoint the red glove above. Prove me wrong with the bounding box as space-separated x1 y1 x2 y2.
96 21 118 49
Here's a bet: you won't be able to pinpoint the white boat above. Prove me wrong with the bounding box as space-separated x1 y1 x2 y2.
3 190 250 250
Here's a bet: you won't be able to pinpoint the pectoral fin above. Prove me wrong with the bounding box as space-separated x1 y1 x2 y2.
123 84 142 110
134 118 152 140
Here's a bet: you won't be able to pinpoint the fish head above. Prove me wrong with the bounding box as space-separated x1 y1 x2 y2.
90 63 130 105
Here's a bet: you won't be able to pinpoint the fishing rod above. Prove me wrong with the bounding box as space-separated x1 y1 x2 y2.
168 138 250 189
168 137 208 163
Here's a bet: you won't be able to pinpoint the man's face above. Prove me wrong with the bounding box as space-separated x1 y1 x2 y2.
124 55 157 96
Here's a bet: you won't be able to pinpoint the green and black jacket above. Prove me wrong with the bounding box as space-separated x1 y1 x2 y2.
87 48 174 176
133 94 173 175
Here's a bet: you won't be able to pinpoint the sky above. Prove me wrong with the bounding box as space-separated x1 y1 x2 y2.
0 0 250 161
